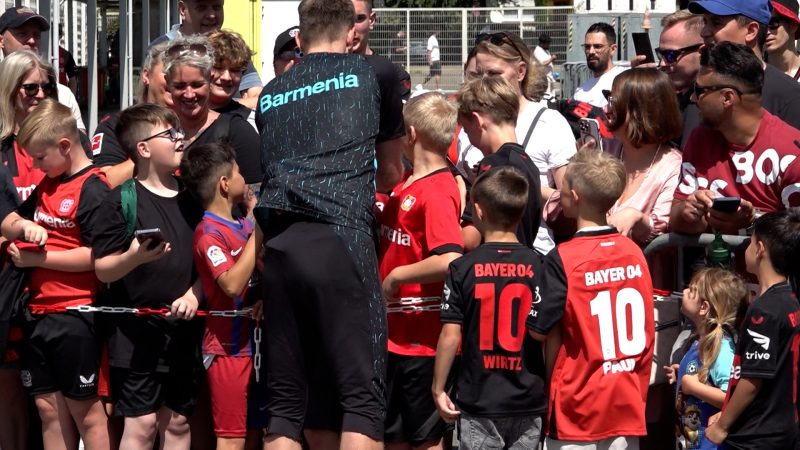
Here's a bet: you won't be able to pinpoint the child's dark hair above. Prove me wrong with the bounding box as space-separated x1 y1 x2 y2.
470 166 528 229
115 103 180 164
752 209 800 277
179 143 236 207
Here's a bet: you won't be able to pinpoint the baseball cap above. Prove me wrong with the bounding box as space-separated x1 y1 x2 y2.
772 0 800 37
688 0 773 25
273 26 299 56
0 6 50 35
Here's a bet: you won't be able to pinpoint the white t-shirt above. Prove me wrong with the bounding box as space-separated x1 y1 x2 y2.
533 45 553 74
427 35 440 62
455 100 576 254
57 84 85 131
573 65 627 108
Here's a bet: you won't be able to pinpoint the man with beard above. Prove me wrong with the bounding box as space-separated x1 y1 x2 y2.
573 22 627 107
689 0 800 129
670 42 800 236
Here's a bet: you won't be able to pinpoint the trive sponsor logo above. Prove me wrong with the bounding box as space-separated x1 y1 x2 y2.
585 264 643 287
381 224 411 247
745 350 770 360
474 263 534 278
34 208 76 228
483 354 523 371
602 358 636 375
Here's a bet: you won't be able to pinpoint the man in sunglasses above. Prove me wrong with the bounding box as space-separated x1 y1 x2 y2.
689 0 800 130
671 42 800 238
150 0 263 110
272 25 302 75
573 22 627 108
0 6 85 133
764 0 800 80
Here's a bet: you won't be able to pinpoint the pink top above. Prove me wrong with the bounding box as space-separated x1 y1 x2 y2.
608 148 682 244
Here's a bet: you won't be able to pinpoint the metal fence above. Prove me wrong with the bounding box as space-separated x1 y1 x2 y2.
371 6 574 92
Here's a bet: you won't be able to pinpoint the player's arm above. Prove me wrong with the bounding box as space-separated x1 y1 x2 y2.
376 137 404 193
382 251 461 300
432 322 462 422
215 225 264 298
705 377 762 444
460 224 481 251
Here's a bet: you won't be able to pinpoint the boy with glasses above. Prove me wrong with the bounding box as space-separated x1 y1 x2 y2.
92 103 204 450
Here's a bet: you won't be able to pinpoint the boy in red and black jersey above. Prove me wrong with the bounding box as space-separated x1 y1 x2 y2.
456 76 542 252
705 209 800 449
377 92 463 449
0 99 111 449
434 166 546 449
527 150 654 450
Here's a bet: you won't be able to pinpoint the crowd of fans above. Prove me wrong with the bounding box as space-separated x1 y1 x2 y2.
1 0 800 450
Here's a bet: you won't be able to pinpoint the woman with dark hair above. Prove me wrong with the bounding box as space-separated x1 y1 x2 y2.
163 35 262 188
604 68 683 244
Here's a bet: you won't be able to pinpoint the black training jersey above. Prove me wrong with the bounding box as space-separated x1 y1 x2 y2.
256 53 380 235
91 113 125 167
365 53 406 143
441 242 546 417
724 282 800 449
462 143 542 249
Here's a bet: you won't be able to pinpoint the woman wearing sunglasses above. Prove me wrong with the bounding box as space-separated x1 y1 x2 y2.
163 36 262 188
92 42 173 188
459 31 575 255
602 68 682 245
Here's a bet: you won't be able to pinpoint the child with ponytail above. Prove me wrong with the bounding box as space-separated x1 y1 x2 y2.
665 268 748 450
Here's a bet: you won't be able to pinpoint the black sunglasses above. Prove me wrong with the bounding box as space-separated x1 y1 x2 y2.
20 82 56 97
691 82 757 98
475 32 526 58
142 127 185 143
655 44 703 65
167 43 209 58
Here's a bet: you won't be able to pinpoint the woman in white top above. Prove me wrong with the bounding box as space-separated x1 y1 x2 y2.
456 31 576 254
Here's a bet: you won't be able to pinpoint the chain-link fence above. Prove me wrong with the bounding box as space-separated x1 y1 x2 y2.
371 6 574 92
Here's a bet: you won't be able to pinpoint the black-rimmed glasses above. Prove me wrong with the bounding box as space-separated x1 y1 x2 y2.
20 82 56 97
142 127 185 143
655 44 703 65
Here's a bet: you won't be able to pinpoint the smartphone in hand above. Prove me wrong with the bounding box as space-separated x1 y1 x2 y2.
632 32 655 64
134 228 165 250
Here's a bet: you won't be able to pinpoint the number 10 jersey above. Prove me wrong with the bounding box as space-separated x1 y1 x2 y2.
527 228 654 441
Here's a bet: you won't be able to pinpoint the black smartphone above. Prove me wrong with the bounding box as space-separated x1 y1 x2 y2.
134 228 165 250
712 196 741 214
632 32 655 64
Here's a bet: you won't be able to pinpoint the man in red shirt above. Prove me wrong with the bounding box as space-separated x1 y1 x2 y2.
671 42 800 235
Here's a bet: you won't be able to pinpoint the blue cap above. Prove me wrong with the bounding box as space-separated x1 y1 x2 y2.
688 0 773 25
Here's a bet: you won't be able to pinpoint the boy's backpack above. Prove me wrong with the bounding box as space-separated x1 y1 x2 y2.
120 178 137 237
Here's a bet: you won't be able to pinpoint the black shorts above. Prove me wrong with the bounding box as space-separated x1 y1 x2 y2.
385 354 450 445
19 311 100 400
110 366 200 417
429 61 442 76
261 219 387 441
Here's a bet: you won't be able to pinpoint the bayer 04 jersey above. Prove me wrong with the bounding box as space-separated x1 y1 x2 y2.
526 228 654 441
441 242 547 417
256 53 380 235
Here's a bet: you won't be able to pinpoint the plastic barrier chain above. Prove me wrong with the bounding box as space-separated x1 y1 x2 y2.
386 296 442 314
28 304 255 317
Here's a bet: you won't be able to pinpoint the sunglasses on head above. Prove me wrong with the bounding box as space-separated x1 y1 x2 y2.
475 32 526 58
20 82 56 97
167 43 209 58
142 127 185 143
655 43 703 65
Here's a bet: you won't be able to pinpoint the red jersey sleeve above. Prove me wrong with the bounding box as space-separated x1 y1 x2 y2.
422 179 464 255
194 230 236 281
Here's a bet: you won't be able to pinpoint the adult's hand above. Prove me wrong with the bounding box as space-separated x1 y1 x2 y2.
707 198 754 234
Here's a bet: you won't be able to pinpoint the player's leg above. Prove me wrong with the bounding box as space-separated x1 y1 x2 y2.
63 397 109 450
156 407 190 450
394 357 448 450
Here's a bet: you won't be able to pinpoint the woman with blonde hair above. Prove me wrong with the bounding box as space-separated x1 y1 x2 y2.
457 31 575 254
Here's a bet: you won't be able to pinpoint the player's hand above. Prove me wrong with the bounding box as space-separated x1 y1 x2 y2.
707 198 754 234
663 364 679 385
433 390 460 423
127 237 171 264
21 221 48 246
382 272 401 302
251 300 264 321
7 243 44 268
681 190 715 224
169 295 198 320
705 414 727 445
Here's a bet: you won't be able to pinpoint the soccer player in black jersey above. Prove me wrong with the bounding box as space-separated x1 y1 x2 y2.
706 209 800 449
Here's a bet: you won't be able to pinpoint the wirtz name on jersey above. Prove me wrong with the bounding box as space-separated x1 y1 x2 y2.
483 354 523 371
35 208 76 228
